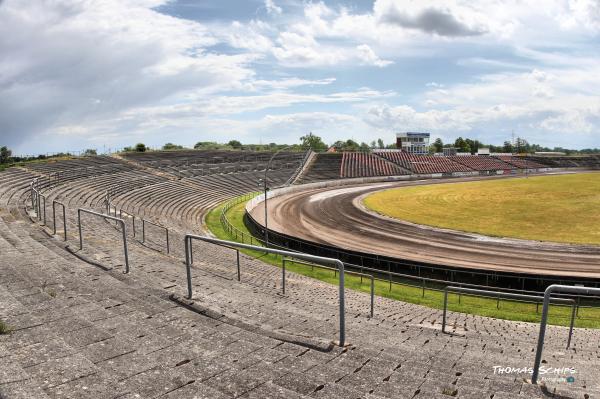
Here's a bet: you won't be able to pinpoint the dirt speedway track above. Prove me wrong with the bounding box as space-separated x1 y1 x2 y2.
250 174 600 279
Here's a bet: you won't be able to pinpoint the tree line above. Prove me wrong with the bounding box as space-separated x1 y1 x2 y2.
2 134 599 169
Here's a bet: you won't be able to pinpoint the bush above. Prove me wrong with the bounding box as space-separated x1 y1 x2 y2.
135 143 146 152
162 143 183 150
0 146 12 164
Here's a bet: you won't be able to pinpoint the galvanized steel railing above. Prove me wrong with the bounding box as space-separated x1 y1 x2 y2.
442 286 576 348
142 219 170 254
532 284 600 384
282 258 374 318
78 208 130 273
184 234 347 346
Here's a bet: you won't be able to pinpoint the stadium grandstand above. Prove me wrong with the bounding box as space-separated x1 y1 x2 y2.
449 155 516 172
374 150 474 174
1 148 600 398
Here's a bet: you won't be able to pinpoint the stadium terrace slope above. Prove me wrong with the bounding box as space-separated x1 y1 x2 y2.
0 153 599 398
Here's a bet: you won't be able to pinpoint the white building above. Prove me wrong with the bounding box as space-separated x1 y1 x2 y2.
396 132 430 154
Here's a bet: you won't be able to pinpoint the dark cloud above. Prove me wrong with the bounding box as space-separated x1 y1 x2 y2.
381 6 487 37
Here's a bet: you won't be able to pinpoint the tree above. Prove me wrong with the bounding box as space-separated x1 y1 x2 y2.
454 137 471 153
227 140 242 149
0 146 12 164
370 140 377 149
135 143 147 152
359 142 370 152
299 132 328 152
503 141 514 153
432 138 444 153
194 141 219 150
83 149 97 156
377 138 385 149
162 143 183 150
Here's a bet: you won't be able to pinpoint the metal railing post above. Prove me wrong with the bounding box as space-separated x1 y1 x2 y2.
121 220 129 274
370 277 374 318
236 250 240 281
78 209 83 250
337 258 346 346
52 200 67 241
166 228 169 254
566 302 576 349
442 290 448 333
282 257 286 294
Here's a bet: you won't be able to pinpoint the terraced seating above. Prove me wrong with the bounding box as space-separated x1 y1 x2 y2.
449 156 516 171
528 155 600 168
1 164 600 398
376 151 473 174
295 153 343 184
123 150 306 178
340 152 408 178
494 156 548 169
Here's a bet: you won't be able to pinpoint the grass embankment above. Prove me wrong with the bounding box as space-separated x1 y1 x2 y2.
0 156 75 172
205 195 600 328
364 173 600 245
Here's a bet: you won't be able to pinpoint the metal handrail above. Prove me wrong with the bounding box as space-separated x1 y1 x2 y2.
142 219 170 254
442 286 576 344
77 208 130 274
52 200 67 241
282 258 374 318
184 234 347 346
532 284 600 384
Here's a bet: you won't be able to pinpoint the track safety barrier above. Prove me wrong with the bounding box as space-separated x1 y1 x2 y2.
184 234 347 346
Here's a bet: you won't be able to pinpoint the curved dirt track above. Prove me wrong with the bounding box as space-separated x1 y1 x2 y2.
250 174 600 278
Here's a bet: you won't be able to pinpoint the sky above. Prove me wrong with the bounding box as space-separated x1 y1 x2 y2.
1 0 600 155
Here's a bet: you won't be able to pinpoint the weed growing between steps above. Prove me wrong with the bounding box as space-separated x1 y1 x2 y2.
0 320 11 335
205 195 600 329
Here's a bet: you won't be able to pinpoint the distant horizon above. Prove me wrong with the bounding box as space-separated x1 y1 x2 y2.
2 0 599 153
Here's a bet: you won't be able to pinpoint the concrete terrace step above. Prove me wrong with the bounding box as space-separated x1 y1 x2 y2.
1 166 599 399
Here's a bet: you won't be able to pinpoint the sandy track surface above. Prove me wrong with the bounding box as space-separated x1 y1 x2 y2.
250 175 600 278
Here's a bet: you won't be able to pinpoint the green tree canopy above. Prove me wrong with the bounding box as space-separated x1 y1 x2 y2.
432 138 444 153
162 143 183 150
1 146 13 164
299 132 328 152
227 140 243 149
135 143 147 152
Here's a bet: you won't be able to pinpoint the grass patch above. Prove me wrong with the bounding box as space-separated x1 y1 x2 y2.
364 173 600 245
205 194 600 328
0 320 11 335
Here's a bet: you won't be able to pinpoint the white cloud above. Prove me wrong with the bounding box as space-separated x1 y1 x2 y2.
264 0 282 15
0 0 253 148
